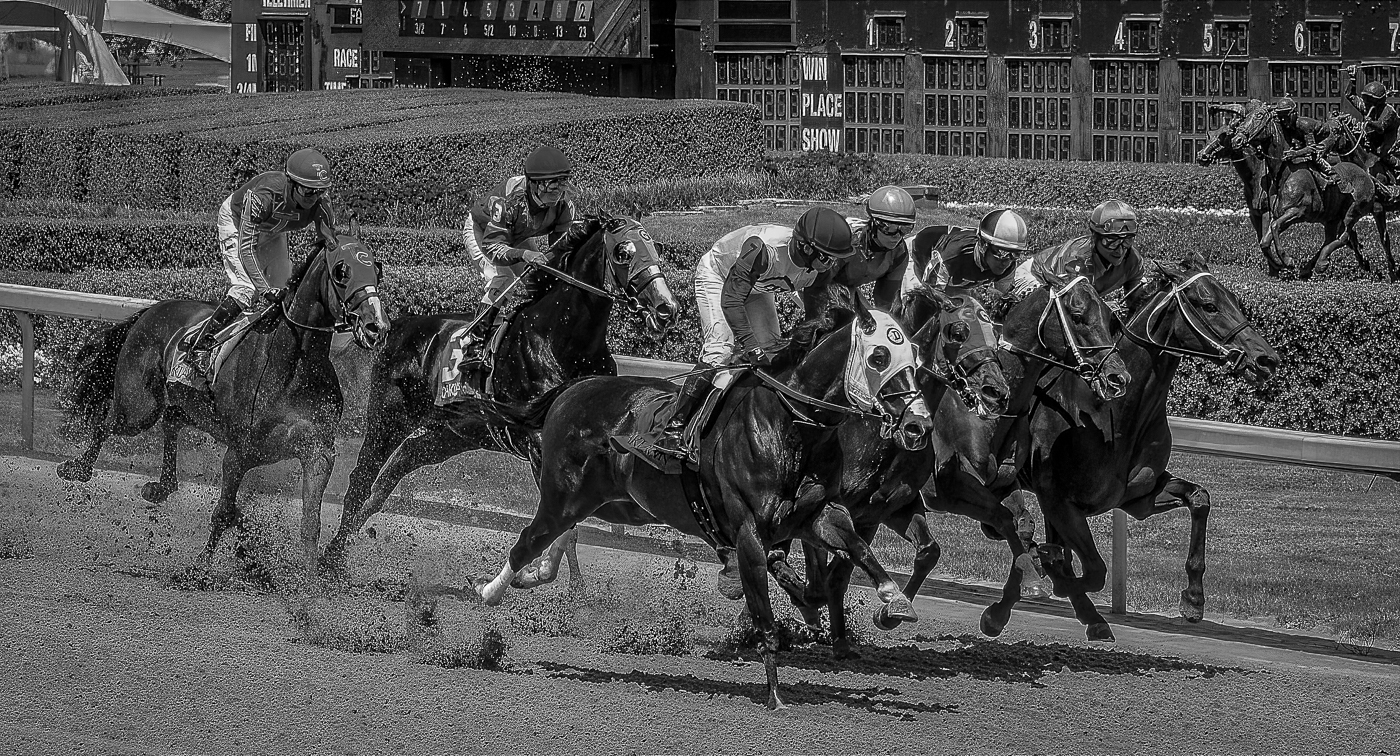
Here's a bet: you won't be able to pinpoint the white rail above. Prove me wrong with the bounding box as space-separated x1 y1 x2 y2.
4 283 1399 615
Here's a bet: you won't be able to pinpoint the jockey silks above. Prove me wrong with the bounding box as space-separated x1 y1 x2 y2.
707 224 828 354
910 225 1019 294
1031 235 1145 297
828 217 909 311
468 175 576 266
222 171 338 305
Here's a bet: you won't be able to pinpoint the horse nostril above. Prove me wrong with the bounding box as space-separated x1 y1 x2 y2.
1106 373 1126 389
982 384 1007 402
365 322 382 334
903 421 925 438
1257 354 1278 371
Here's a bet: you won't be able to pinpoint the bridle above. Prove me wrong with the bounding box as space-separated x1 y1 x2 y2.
1124 271 1248 368
920 344 1002 418
279 244 381 336
998 275 1121 385
528 217 665 315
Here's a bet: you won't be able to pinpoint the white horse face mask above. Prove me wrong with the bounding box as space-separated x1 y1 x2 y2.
845 310 919 411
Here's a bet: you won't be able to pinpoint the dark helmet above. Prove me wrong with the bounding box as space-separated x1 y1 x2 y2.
285 148 332 189
524 144 572 180
1361 81 1389 104
792 207 856 259
1273 96 1298 115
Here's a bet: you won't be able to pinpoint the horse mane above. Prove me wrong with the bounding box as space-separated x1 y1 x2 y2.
515 215 605 307
285 242 328 294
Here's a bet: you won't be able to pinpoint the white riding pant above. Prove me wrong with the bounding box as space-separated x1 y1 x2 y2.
694 249 783 367
463 218 536 307
1009 258 1045 300
217 197 286 309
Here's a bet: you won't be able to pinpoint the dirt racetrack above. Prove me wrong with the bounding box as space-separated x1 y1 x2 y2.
2 455 1398 755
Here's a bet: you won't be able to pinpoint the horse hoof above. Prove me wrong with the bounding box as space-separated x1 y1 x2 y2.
1180 591 1205 623
884 594 918 622
980 612 1006 638
56 460 92 482
140 482 174 504
832 641 861 661
717 572 744 601
1086 623 1116 642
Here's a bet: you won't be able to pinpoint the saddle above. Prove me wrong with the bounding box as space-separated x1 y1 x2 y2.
433 313 514 406
166 307 264 389
608 371 741 475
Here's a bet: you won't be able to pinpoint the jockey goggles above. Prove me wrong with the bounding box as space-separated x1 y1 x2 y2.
982 242 1018 260
532 176 568 191
1098 233 1135 249
872 218 914 237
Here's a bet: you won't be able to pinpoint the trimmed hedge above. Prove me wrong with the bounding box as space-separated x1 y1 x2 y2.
0 81 219 109
0 89 765 224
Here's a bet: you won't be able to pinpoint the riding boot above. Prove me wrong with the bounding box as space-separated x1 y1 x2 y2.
185 295 244 377
653 370 714 456
462 303 501 365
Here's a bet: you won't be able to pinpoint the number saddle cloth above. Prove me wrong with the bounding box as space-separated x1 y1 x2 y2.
432 312 515 406
166 306 267 389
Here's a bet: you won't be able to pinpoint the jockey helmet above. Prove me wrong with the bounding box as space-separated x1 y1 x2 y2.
524 144 573 180
285 148 332 190
1273 97 1298 115
865 185 916 224
1089 199 1139 237
1361 81 1389 104
793 207 856 260
977 208 1030 251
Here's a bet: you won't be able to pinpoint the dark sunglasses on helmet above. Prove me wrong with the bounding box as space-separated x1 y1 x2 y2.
533 177 567 191
1099 234 1135 249
295 184 325 197
984 244 1017 260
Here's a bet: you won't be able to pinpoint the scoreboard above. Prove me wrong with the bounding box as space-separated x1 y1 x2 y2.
399 0 596 42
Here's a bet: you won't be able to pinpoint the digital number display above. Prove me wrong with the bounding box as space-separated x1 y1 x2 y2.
399 0 594 40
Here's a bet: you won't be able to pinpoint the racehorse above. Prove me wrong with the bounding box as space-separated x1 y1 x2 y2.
58 227 388 571
1313 112 1399 282
795 274 1134 653
1232 103 1382 280
1024 252 1279 641
1195 100 1290 275
469 302 935 710
323 214 678 574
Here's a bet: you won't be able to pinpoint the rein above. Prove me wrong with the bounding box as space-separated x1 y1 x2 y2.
997 275 1120 384
277 247 377 335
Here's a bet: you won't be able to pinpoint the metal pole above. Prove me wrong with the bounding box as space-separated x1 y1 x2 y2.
17 311 34 450
1111 508 1128 614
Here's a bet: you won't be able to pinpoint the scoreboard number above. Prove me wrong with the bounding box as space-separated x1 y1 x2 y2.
1027 18 1040 50
1202 22 1214 53
1294 22 1306 54
944 19 955 49
1390 21 1399 53
1113 20 1125 51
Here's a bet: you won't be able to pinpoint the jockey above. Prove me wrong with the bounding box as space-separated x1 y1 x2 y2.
1012 199 1147 306
651 206 856 456
184 147 338 376
803 185 913 319
460 144 577 355
1273 97 1339 186
905 208 1030 313
1343 78 1400 181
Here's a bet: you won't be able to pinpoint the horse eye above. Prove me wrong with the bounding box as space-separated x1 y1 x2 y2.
944 322 970 344
614 241 635 262
333 261 350 283
867 345 890 371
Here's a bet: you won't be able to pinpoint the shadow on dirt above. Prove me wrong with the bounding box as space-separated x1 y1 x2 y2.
704 633 1250 687
536 661 956 720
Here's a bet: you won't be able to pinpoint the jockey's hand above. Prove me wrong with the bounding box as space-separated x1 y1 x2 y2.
260 288 285 305
739 347 772 368
521 249 547 267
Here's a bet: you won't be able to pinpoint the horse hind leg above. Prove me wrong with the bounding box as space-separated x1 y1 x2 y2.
732 517 786 710
1125 473 1212 623
58 358 164 483
802 501 917 630
1375 211 1397 283
196 450 249 572
1038 513 1114 641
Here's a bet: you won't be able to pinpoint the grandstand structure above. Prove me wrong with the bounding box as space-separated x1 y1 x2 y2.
229 0 1400 162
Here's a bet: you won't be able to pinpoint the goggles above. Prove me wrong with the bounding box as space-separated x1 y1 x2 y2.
533 177 568 191
1098 234 1135 249
872 218 914 237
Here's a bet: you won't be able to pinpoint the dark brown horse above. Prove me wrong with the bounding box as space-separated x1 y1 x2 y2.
58 230 388 570
1024 253 1279 641
796 274 1134 652
470 306 935 709
1233 104 1381 279
323 214 678 574
1195 100 1289 274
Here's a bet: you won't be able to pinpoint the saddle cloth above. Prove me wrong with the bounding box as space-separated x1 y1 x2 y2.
608 369 741 475
166 309 260 389
433 313 513 406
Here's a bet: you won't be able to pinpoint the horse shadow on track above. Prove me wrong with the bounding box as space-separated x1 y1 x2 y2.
535 661 956 720
704 633 1251 688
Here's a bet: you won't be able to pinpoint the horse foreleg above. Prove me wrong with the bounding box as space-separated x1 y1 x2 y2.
1260 207 1304 273
297 448 335 571
1376 211 1397 283
1122 472 1212 623
510 528 577 589
733 516 785 711
802 503 916 630
140 411 183 504
1037 512 1113 641
198 450 248 570
57 415 111 483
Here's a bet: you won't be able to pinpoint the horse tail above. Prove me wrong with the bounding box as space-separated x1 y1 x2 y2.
470 381 575 433
63 311 143 429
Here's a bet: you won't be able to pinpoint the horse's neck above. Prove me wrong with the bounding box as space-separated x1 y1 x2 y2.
789 335 851 404
513 253 613 368
274 266 336 362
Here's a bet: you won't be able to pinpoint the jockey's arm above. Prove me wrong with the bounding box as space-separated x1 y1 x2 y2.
237 190 274 293
870 243 909 311
800 269 835 324
720 237 768 354
479 200 532 265
311 198 338 251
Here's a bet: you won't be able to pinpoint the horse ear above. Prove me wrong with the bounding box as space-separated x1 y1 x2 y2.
348 209 360 238
1179 250 1209 272
1039 267 1068 289
1153 259 1182 285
